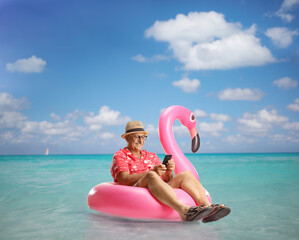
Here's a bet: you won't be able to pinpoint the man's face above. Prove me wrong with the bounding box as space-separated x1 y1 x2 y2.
126 134 147 152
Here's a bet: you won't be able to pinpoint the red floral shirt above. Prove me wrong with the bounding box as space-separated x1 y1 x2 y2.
111 147 162 183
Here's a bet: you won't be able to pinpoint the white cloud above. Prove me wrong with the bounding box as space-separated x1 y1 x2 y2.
6 55 46 73
65 109 87 120
237 109 289 136
84 106 131 131
275 0 299 22
210 113 232 122
144 124 159 136
1 131 15 142
273 77 298 89
131 54 169 63
50 113 61 121
282 121 299 130
275 11 294 22
0 93 131 145
194 109 208 119
145 11 276 70
88 124 102 131
22 120 72 135
218 88 264 101
172 77 200 93
198 121 227 137
41 121 73 135
224 134 243 145
20 119 89 142
266 27 299 48
0 111 27 129
0 92 29 112
0 94 28 133
287 99 299 111
224 134 257 145
281 0 299 10
173 125 189 137
155 72 168 78
269 134 299 143
270 134 291 142
61 126 88 141
151 55 169 62
131 54 147 62
100 132 115 139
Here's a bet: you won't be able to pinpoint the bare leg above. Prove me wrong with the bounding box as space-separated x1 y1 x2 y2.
168 171 211 207
137 171 190 220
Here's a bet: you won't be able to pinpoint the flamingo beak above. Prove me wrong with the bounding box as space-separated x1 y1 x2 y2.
190 126 200 153
192 133 200 153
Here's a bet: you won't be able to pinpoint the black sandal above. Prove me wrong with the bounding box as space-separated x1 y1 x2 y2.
185 205 213 222
202 204 231 223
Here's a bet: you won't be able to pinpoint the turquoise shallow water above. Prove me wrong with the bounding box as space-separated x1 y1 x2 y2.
0 153 299 240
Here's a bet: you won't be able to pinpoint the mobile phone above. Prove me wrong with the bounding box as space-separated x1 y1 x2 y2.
163 155 172 166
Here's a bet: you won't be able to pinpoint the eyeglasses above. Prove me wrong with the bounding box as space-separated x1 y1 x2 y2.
133 135 148 141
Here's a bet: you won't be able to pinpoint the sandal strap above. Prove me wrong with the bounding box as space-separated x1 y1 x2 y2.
185 206 198 216
211 204 220 207
198 205 208 210
185 205 208 216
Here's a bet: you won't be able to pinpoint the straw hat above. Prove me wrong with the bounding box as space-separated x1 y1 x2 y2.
121 121 149 139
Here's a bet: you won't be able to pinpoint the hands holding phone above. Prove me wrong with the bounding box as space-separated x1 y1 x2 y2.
152 155 175 177
163 155 175 172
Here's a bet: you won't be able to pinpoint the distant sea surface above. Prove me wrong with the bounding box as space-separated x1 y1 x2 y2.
0 153 299 240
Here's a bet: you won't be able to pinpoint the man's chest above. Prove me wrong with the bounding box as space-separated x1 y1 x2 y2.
126 156 156 173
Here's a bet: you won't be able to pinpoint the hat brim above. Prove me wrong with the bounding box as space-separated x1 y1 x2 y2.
121 131 149 139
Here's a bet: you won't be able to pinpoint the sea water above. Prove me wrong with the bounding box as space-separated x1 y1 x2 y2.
0 153 298 240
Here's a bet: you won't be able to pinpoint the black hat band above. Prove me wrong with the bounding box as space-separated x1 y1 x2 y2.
126 128 145 134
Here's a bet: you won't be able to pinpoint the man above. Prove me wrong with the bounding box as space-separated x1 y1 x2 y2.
111 121 230 222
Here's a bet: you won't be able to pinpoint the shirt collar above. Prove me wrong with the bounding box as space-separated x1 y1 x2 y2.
123 147 147 158
123 147 131 154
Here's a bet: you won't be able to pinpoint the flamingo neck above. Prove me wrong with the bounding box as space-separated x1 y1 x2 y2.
159 106 199 179
160 112 186 162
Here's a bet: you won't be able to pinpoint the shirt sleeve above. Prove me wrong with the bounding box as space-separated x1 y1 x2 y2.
110 152 129 182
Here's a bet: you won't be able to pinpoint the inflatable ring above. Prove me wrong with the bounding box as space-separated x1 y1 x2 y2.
87 105 212 221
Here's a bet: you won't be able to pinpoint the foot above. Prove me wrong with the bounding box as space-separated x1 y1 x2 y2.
184 205 213 222
202 204 231 223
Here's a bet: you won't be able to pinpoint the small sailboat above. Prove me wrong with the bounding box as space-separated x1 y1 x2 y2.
45 148 49 155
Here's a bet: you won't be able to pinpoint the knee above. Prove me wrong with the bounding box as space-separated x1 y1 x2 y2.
178 170 197 180
145 171 160 182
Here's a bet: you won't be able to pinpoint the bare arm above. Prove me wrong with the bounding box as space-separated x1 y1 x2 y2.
117 160 175 185
116 171 148 186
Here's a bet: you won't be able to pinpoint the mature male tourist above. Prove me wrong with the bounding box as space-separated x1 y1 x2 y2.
111 121 231 222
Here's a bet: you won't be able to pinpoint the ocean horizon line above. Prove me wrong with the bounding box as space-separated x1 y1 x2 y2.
1 151 299 157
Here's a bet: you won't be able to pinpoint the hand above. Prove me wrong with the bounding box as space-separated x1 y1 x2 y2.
152 164 166 176
166 159 175 172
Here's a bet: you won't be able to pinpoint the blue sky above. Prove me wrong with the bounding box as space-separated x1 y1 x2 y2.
0 0 298 154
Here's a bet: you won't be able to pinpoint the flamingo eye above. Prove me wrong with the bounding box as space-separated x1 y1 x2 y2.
190 113 196 122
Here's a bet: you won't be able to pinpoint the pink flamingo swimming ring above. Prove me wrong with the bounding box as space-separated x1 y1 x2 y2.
87 105 211 221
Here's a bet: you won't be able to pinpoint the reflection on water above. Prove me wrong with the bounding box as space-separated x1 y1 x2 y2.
85 212 219 240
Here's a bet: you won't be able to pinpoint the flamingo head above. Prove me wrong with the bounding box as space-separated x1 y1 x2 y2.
179 109 200 153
